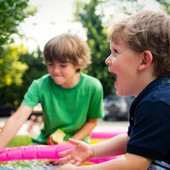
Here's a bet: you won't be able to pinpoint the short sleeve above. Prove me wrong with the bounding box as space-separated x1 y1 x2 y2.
87 79 104 119
127 100 170 161
21 80 40 108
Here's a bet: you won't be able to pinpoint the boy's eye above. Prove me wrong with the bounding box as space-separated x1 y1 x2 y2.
47 63 53 66
110 48 118 55
60 64 67 67
113 49 118 54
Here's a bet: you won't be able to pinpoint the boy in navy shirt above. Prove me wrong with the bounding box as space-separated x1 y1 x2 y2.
57 10 170 170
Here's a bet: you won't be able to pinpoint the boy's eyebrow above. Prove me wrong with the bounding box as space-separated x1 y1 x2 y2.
45 61 53 63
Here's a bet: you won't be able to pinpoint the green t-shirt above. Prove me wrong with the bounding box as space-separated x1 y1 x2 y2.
22 73 104 144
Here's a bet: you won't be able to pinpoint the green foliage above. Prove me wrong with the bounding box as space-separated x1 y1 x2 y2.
156 0 170 14
0 0 36 88
0 48 47 106
0 0 36 46
0 45 28 88
0 0 40 106
74 0 114 96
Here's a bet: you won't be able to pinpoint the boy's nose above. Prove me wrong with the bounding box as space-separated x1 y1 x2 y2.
53 66 60 74
105 57 110 66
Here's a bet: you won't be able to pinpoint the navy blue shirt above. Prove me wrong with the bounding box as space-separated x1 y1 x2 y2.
127 76 170 165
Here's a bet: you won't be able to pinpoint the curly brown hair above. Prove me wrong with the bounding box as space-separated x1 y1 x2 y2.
108 10 170 77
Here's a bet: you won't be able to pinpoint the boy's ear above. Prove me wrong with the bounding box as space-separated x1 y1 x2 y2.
138 51 153 71
75 65 81 72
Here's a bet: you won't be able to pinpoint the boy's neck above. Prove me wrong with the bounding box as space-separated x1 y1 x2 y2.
62 73 81 88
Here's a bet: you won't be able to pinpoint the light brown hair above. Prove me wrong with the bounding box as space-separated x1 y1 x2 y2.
108 10 170 77
43 33 91 70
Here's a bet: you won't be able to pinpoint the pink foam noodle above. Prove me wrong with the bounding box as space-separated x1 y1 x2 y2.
0 145 120 163
91 131 126 139
0 131 125 163
0 145 73 162
89 156 119 164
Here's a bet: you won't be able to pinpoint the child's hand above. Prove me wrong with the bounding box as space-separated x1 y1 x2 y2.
47 129 66 145
47 135 70 145
58 140 70 145
47 135 55 145
58 138 93 166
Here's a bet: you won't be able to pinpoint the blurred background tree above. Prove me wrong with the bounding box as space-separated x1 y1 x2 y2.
74 0 113 97
0 48 47 106
0 0 47 107
156 0 170 14
0 0 36 87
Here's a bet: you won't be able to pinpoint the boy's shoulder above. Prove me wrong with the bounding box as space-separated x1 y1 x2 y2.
32 74 52 86
81 73 103 90
141 77 170 104
81 73 102 84
82 73 99 81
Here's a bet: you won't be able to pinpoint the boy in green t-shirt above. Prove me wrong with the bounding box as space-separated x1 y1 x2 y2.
0 33 104 148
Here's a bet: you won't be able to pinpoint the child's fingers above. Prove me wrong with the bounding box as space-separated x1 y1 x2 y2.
74 161 82 166
59 148 72 157
68 138 80 145
58 155 72 164
59 151 66 156
47 136 55 145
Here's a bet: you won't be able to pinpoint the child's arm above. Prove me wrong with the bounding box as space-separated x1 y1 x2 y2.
71 118 98 141
47 118 98 145
58 136 152 170
58 153 151 170
0 105 32 149
59 133 129 165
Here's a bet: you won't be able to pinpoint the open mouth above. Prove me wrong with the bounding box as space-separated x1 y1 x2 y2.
112 73 117 79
